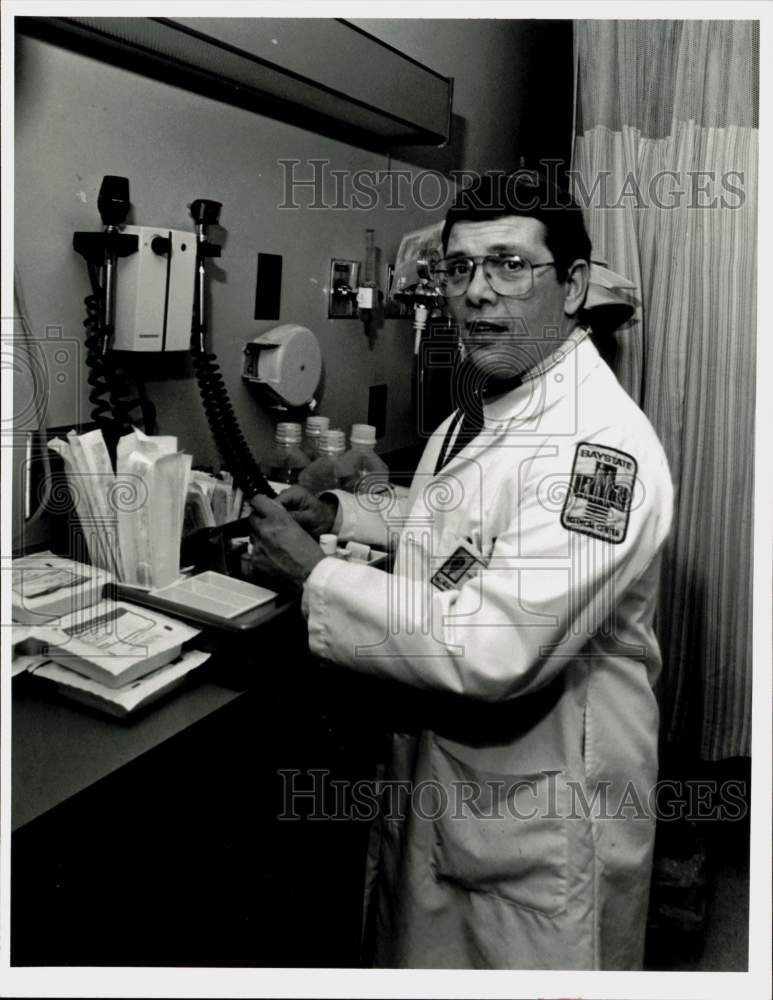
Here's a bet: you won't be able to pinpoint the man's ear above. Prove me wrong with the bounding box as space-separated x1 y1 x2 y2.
563 259 590 317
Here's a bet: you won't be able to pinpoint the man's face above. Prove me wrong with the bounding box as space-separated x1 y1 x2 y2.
444 216 580 382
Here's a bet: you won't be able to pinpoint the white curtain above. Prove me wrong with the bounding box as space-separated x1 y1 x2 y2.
573 21 757 760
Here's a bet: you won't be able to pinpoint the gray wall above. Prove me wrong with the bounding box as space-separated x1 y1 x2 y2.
14 19 571 475
354 19 573 176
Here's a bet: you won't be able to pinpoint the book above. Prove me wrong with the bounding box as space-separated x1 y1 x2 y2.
11 552 111 625
32 599 200 689
30 649 210 718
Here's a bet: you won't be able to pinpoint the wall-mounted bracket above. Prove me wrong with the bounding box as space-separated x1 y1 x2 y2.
328 259 360 319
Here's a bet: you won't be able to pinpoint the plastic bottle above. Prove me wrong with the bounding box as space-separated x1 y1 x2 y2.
301 415 330 461
261 422 309 485
337 424 389 494
319 534 338 556
298 428 347 493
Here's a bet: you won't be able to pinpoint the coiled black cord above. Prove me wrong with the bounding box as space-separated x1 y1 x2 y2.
83 264 114 430
83 265 157 453
106 357 157 439
192 348 275 499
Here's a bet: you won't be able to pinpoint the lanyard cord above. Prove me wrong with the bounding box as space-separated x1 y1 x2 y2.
434 410 466 475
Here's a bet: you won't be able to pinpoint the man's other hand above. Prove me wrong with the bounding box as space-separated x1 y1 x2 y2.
274 486 337 539
248 495 326 593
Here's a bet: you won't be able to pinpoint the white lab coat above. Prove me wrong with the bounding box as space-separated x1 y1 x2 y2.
303 331 673 969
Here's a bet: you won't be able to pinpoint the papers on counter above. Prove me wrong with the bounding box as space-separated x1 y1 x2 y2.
11 552 111 624
10 623 47 676
12 653 48 678
30 649 211 718
31 599 200 689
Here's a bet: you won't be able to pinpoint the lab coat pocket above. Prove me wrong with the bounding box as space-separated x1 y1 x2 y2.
429 740 568 916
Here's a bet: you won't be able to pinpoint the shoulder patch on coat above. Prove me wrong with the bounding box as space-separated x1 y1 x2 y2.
561 442 637 544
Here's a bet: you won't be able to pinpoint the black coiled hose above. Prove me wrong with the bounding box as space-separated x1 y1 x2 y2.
83 265 157 454
192 348 276 499
106 357 157 440
83 264 114 430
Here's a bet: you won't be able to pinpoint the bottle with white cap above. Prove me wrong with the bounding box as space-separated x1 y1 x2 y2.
301 414 330 461
319 533 338 556
261 422 310 485
337 423 389 494
298 428 347 493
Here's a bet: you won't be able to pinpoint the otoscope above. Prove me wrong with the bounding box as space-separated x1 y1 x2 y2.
73 176 156 449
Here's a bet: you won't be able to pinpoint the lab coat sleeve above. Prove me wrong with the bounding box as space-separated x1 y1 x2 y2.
321 488 409 549
303 445 673 702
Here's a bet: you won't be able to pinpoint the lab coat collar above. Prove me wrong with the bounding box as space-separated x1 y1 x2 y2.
428 325 599 478
480 325 595 425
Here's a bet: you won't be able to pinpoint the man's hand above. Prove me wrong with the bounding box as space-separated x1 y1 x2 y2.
274 486 338 539
248 494 326 593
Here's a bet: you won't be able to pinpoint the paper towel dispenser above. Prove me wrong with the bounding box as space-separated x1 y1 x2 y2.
242 324 322 409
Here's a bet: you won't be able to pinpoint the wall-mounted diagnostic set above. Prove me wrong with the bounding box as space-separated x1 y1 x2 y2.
71 174 322 504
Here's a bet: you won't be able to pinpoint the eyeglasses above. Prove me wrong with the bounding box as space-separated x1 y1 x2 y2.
431 254 556 298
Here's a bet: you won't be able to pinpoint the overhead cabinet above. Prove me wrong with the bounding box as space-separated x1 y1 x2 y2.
18 16 454 148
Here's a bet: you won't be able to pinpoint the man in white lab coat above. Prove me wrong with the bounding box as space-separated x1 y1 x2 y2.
249 170 673 970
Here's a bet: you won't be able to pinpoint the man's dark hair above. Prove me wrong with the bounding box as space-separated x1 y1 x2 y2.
441 168 592 283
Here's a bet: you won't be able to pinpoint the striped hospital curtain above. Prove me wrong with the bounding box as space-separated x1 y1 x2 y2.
572 21 757 760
